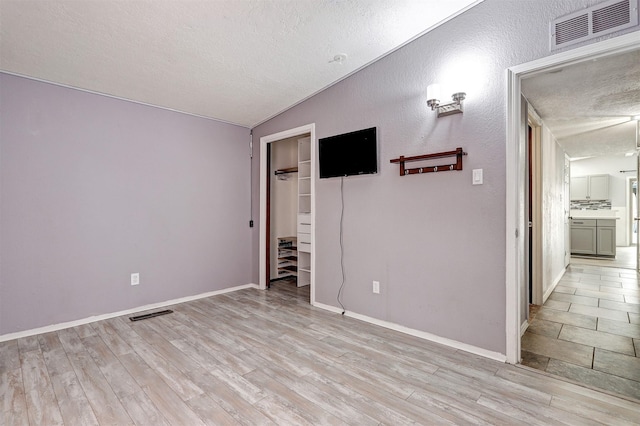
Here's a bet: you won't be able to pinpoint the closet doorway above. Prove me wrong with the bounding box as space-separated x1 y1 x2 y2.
259 124 316 304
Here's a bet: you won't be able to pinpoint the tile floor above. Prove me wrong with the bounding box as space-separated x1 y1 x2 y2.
570 245 637 270
522 262 640 400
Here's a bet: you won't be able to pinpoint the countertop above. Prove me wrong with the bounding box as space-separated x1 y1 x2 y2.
571 216 619 220
570 210 619 220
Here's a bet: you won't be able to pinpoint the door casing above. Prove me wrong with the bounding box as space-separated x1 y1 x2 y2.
259 123 316 303
527 110 543 307
564 155 571 269
636 120 640 273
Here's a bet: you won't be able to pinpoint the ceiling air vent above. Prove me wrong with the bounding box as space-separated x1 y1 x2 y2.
550 0 638 50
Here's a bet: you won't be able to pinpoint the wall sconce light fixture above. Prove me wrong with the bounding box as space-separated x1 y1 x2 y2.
427 84 466 117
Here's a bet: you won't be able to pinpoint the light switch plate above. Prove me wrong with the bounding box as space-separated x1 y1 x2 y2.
472 169 483 185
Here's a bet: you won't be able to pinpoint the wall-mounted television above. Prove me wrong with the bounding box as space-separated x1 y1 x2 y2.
318 127 377 179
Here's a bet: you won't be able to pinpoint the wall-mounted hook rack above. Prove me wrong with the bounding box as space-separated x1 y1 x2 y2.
390 147 466 176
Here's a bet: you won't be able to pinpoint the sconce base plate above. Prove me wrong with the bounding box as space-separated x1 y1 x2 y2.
437 102 464 117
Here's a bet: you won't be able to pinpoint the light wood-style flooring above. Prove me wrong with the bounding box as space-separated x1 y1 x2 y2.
2 282 639 425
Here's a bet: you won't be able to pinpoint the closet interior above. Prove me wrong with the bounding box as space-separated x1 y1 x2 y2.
270 134 312 288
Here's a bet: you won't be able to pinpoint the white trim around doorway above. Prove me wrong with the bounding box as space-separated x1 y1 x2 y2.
259 123 317 304
505 32 640 365
626 175 637 247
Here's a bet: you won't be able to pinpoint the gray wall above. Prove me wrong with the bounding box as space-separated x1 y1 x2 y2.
251 0 640 354
0 73 251 335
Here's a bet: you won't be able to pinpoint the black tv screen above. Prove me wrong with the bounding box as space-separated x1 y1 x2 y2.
319 127 377 179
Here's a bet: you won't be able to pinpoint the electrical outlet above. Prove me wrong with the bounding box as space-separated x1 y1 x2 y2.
131 273 140 286
372 280 380 294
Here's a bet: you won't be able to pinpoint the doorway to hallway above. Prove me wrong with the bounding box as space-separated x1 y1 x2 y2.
505 32 640 366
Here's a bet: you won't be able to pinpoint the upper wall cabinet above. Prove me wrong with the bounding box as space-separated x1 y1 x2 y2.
570 174 609 201
588 174 610 200
570 176 589 201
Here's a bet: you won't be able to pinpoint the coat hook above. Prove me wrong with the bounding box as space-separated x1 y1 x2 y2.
389 148 466 177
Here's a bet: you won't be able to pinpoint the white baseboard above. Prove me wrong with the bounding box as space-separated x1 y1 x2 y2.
312 301 507 363
521 320 529 336
543 267 566 304
0 283 258 342
312 301 344 314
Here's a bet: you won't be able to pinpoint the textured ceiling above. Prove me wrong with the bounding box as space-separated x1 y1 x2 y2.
0 0 480 127
521 49 640 158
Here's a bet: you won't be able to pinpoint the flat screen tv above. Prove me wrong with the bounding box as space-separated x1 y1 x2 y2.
319 127 377 179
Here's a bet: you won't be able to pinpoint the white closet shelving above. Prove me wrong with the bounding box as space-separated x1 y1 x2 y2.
297 136 312 287
276 236 297 279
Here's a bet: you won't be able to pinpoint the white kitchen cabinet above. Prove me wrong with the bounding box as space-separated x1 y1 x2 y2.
570 176 589 201
570 174 609 200
589 175 609 200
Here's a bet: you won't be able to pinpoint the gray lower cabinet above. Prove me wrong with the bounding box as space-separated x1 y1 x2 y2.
596 219 616 256
571 220 597 255
571 218 616 257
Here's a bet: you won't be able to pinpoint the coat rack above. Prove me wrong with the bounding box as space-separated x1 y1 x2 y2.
390 147 466 176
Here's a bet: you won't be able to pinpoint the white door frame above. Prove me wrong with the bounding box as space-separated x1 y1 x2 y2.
564 154 572 269
626 176 636 247
259 123 316 304
505 32 640 364
528 108 543 306
637 152 640 274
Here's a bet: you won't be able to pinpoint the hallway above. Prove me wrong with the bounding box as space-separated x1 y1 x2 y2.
522 263 640 400
570 245 637 270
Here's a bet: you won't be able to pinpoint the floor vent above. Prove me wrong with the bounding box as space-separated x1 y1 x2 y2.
550 0 638 50
129 309 173 321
